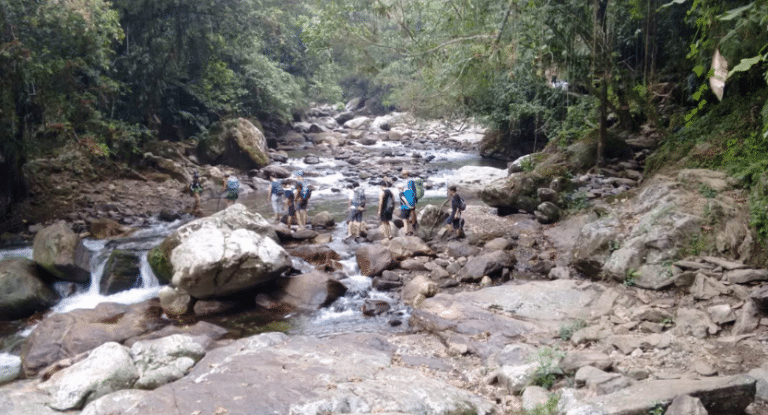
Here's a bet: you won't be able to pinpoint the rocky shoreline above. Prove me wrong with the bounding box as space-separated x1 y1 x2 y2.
2 103 768 414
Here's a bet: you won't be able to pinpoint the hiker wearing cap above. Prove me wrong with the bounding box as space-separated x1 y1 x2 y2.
222 173 240 208
398 184 416 236
268 172 284 223
377 178 395 241
189 171 204 216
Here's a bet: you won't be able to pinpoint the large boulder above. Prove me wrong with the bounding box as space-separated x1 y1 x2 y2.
356 244 398 277
288 245 342 272
99 250 141 295
40 342 138 410
20 300 163 376
479 173 551 213
273 270 348 311
0 353 22 385
456 250 517 282
32 221 90 283
171 226 291 299
130 334 206 389
386 236 435 261
0 258 59 320
197 118 269 169
148 204 277 284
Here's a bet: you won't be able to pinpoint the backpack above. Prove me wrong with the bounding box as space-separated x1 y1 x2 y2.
383 189 395 213
353 187 366 208
227 176 240 192
413 178 424 200
401 190 415 208
300 187 311 201
456 195 466 211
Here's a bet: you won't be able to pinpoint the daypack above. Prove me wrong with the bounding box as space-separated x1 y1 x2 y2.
412 178 424 200
227 176 240 192
400 189 415 209
383 189 395 213
353 187 366 208
300 187 311 201
456 194 466 211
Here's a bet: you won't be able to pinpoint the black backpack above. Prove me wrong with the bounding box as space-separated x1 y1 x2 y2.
383 189 395 213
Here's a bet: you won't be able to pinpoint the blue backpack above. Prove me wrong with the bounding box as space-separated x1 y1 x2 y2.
226 177 240 192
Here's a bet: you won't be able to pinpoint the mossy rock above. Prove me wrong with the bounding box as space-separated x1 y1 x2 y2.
479 172 551 212
148 239 177 285
197 118 269 169
566 131 633 171
100 249 141 295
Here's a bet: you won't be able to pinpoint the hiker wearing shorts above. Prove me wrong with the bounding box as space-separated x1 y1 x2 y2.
296 183 312 229
398 184 415 236
445 185 465 238
377 178 395 241
268 173 284 223
222 174 239 208
345 182 365 241
284 181 298 229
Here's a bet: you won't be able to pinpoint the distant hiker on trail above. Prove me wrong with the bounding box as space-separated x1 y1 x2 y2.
445 185 465 238
284 181 298 230
345 182 365 242
189 171 203 216
268 172 284 223
378 178 395 241
222 174 240 208
398 184 415 236
296 183 312 229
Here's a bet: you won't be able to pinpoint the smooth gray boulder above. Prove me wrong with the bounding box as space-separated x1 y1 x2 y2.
197 118 269 169
665 395 708 415
32 221 90 283
40 342 138 410
273 270 347 310
0 258 59 320
130 334 206 389
582 375 755 415
99 249 141 295
386 236 435 261
356 244 398 277
0 353 21 385
456 250 516 282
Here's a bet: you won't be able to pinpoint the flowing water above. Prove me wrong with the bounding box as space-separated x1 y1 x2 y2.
0 138 507 350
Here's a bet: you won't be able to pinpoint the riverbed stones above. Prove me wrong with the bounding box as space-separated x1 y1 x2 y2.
456 250 516 282
535 201 561 224
402 274 437 306
41 342 138 410
32 221 90 283
356 244 397 277
386 235 434 261
130 334 205 389
20 300 163 376
559 351 613 374
0 258 59 320
274 270 347 311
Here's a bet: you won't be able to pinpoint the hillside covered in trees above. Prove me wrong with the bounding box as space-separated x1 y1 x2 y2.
1 0 767 233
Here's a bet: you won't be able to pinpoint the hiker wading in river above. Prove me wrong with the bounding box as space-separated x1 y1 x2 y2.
377 178 396 241
445 185 466 239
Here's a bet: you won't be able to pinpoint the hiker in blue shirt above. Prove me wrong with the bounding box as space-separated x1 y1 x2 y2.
402 170 421 230
398 184 416 236
222 174 240 208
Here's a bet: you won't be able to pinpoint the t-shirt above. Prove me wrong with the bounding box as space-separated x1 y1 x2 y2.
270 179 283 196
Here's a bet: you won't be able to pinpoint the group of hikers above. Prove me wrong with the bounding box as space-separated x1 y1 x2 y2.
189 169 466 240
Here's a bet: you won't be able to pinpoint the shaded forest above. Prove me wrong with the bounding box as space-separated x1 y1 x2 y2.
1 0 767 232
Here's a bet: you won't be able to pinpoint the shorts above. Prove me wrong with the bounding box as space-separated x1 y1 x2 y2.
271 194 283 214
452 218 465 230
226 191 238 201
349 209 363 222
287 204 296 217
297 200 308 211
380 210 393 222
400 209 412 220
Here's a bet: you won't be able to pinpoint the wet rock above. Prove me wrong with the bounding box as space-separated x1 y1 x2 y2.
157 285 193 318
130 334 206 389
21 300 164 376
0 258 59 320
386 236 435 261
665 395 708 415
88 218 133 239
261 165 292 179
356 244 398 277
274 270 347 311
40 342 138 410
289 245 341 268
99 249 141 295
456 250 516 282
311 211 335 228
32 221 90 283
362 299 390 316
0 353 21 385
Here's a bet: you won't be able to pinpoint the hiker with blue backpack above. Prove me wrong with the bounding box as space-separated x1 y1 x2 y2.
345 182 366 242
398 184 416 236
402 170 423 230
268 172 284 223
296 182 312 229
445 185 466 238
222 173 240 208
378 178 396 241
